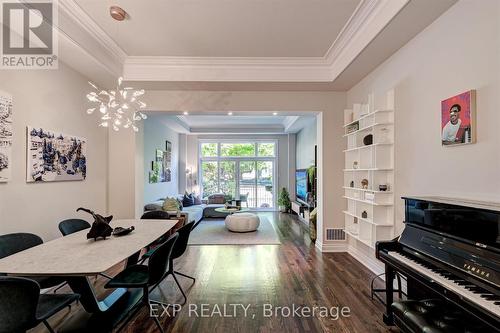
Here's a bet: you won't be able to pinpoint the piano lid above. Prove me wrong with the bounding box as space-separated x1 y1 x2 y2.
402 196 500 249
403 196 500 212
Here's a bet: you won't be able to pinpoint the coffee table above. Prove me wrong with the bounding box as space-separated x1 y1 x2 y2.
215 207 250 215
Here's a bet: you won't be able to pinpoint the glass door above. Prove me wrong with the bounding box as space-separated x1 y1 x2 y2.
257 161 274 208
239 161 256 207
219 160 236 200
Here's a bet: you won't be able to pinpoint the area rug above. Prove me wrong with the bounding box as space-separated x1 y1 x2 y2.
188 216 281 245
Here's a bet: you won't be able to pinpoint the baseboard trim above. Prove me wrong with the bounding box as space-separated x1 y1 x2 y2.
347 244 384 276
315 240 348 252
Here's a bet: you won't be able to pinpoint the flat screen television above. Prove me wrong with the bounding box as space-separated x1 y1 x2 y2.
296 169 309 204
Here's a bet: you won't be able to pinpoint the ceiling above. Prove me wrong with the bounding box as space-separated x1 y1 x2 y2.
74 0 360 57
148 113 316 134
56 0 457 90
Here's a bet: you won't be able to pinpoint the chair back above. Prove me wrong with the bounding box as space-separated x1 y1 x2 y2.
0 233 43 259
148 233 179 286
141 210 171 220
58 219 91 236
171 221 195 260
0 277 39 333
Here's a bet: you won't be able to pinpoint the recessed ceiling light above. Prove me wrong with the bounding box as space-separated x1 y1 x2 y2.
272 112 278 116
183 111 189 115
228 112 233 116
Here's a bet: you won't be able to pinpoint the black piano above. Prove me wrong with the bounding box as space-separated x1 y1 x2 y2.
376 196 500 332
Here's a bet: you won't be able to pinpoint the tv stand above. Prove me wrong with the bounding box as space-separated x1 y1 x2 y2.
291 201 311 224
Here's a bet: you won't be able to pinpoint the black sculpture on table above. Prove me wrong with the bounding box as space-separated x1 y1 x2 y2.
77 208 113 240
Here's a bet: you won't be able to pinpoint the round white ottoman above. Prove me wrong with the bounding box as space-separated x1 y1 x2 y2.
225 213 260 232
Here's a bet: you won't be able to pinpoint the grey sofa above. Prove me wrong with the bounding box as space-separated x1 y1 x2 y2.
144 195 226 223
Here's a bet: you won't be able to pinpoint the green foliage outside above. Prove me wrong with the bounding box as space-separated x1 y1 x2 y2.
201 142 275 157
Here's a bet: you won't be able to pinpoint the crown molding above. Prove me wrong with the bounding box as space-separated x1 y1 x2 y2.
53 0 410 86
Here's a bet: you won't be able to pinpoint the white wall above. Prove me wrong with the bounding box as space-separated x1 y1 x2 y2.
295 118 317 169
0 63 108 241
143 116 180 204
346 0 500 268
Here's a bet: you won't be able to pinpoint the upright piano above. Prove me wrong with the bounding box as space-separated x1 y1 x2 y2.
376 196 500 331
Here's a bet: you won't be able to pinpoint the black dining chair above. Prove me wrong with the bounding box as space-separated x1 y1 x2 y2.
0 233 66 290
140 210 172 220
104 233 179 333
58 218 91 236
141 221 196 304
0 276 79 333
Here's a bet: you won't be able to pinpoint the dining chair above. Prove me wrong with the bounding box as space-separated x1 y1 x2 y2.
0 233 66 290
0 276 79 333
104 233 179 333
141 210 171 220
58 218 91 236
143 221 196 304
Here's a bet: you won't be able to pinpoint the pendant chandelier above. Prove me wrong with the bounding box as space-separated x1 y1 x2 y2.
86 77 147 132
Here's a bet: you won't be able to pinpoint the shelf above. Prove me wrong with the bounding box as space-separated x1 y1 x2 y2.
343 168 393 172
343 122 394 137
343 109 394 128
344 229 374 249
343 186 393 194
343 196 393 206
343 142 393 153
343 211 393 226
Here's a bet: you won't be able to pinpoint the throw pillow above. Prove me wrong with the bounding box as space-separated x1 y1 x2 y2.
183 193 195 207
193 194 202 205
162 197 180 212
208 193 225 204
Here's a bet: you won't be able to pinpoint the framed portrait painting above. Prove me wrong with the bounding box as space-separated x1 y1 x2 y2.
441 90 476 146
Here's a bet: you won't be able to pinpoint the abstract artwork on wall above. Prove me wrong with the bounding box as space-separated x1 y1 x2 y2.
441 90 476 146
0 91 13 182
27 127 87 182
149 146 172 183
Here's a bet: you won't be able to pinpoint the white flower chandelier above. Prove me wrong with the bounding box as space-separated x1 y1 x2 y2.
86 77 147 132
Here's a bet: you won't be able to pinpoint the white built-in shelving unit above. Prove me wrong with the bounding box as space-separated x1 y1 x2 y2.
343 90 395 249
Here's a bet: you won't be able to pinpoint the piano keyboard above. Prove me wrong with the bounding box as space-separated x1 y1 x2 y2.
388 251 500 318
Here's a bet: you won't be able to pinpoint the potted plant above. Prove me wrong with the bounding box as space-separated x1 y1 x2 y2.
278 187 291 213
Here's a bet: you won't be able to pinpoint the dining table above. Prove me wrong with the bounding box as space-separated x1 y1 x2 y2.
0 218 178 332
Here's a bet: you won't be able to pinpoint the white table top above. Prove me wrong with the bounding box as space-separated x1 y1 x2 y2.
0 219 177 276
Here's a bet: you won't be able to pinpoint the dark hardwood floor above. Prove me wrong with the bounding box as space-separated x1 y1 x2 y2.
31 212 396 333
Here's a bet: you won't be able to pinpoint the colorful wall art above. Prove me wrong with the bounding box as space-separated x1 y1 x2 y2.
0 92 13 182
441 90 476 146
149 145 172 183
27 127 87 182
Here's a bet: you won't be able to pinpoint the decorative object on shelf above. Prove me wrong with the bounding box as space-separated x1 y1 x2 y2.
278 187 291 213
441 90 476 146
361 179 369 189
353 161 359 169
113 226 135 237
379 184 388 191
77 208 113 241
349 180 354 188
353 217 358 224
360 103 369 116
86 77 147 132
363 134 373 146
0 91 13 182
361 211 368 219
365 192 375 201
27 127 87 182
353 103 362 119
166 140 172 152
346 121 359 134
309 207 317 243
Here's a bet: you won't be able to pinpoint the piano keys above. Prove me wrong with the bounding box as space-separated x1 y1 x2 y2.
376 196 500 331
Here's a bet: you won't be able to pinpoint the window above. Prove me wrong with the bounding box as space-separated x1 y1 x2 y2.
199 141 276 208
